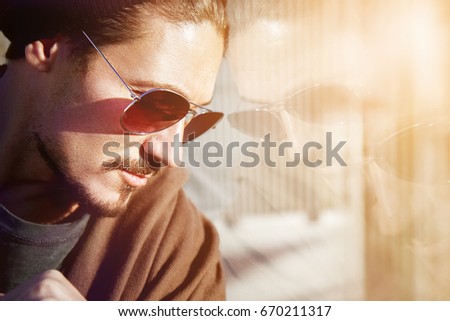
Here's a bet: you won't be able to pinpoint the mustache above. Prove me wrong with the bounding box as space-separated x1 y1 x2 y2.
102 157 161 176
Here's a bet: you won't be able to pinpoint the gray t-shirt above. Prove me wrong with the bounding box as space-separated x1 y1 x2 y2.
0 204 89 293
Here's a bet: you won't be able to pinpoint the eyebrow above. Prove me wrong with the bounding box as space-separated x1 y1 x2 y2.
81 31 214 107
129 80 213 107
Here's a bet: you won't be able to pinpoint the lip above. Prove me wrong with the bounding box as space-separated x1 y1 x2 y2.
121 170 149 187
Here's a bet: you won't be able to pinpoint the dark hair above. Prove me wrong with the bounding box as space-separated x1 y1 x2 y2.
0 0 228 60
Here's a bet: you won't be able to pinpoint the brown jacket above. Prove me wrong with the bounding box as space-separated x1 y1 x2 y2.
61 168 225 300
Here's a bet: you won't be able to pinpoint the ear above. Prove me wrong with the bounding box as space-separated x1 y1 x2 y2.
24 39 60 72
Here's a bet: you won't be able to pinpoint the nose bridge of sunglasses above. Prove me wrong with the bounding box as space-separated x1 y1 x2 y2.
185 104 208 121
239 98 282 114
184 111 195 125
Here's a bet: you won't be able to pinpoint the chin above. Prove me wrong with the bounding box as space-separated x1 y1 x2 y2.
83 186 133 218
70 172 135 218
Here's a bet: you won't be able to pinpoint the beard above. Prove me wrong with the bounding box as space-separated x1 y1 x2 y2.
70 181 134 218
33 132 160 218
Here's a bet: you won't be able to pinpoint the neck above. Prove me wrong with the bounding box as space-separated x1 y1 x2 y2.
0 61 30 184
0 182 81 224
0 62 79 224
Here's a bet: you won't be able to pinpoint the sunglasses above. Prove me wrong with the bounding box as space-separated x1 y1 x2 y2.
227 83 361 141
82 31 223 142
373 120 450 186
228 85 450 185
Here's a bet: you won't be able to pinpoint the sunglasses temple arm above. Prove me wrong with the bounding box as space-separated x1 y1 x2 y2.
82 31 138 100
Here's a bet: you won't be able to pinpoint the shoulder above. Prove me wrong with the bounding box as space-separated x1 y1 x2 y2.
66 167 225 300
118 168 226 300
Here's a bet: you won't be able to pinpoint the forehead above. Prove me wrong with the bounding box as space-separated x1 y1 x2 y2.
227 18 366 103
89 18 224 105
226 1 449 104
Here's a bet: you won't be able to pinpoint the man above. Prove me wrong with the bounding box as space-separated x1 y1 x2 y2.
0 0 227 300
220 1 366 299
225 0 450 300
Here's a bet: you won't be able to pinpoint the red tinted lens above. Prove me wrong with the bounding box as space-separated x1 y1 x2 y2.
183 112 224 142
121 90 190 133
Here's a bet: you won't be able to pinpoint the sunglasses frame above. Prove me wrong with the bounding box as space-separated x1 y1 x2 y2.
119 88 217 136
372 119 450 185
227 83 361 140
82 31 223 138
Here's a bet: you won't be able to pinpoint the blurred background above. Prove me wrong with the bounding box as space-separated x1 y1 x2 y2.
2 0 449 300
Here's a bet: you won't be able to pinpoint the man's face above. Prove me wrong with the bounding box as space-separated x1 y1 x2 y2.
227 1 449 224
227 7 369 157
226 0 450 299
226 5 369 214
28 18 224 216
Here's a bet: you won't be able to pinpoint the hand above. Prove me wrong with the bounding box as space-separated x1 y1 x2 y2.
0 270 86 301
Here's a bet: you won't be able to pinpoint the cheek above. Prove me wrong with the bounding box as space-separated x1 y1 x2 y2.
57 132 119 167
39 99 133 175
46 98 131 135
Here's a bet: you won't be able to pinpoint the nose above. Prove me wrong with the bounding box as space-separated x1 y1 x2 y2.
141 121 185 168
